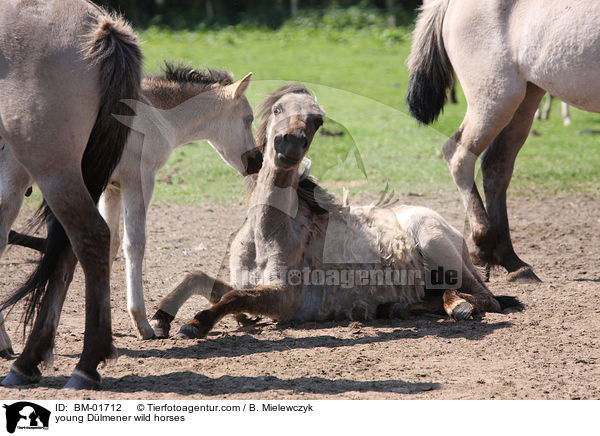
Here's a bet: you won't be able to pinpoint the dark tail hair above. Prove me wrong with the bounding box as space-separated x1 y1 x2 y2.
0 11 142 328
406 0 453 125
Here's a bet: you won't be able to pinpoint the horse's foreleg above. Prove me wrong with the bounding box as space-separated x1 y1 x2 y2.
120 173 156 340
541 94 552 120
5 248 76 385
99 184 122 265
175 287 284 339
150 271 234 338
0 149 32 357
0 145 31 258
481 83 544 282
561 102 571 126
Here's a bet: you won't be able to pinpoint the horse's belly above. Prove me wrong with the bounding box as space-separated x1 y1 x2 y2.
517 0 600 111
292 273 424 322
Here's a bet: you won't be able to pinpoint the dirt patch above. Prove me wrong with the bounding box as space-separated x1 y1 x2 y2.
0 193 598 399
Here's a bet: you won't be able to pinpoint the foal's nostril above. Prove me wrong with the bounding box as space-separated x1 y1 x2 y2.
283 133 308 148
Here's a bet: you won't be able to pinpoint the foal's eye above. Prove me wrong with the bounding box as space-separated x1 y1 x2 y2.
273 106 282 115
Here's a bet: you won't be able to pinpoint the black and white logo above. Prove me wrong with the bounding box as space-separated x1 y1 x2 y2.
3 402 50 433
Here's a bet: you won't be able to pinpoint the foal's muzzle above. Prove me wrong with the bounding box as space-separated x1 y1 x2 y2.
241 148 263 175
273 133 308 168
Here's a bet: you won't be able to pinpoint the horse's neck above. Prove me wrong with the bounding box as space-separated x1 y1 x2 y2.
141 84 219 149
249 166 305 267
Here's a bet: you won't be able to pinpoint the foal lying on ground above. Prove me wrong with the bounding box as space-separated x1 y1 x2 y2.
151 84 521 338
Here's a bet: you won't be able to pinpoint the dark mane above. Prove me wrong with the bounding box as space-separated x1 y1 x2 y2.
297 177 341 216
246 173 341 217
161 61 233 87
255 83 312 153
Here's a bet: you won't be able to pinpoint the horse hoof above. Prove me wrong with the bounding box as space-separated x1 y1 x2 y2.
174 324 202 339
62 370 100 390
150 320 170 339
450 301 474 321
139 328 156 340
235 314 262 327
1 367 41 386
495 295 524 312
150 310 174 339
507 266 541 283
0 348 15 360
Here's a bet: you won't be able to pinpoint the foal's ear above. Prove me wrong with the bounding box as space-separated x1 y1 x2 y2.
232 72 253 99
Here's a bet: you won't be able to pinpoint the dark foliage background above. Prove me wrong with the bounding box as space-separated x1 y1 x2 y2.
97 0 421 28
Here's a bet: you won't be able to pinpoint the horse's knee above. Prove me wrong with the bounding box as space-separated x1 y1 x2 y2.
124 237 145 261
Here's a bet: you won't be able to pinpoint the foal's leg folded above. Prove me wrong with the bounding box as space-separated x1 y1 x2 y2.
150 271 234 338
175 287 285 339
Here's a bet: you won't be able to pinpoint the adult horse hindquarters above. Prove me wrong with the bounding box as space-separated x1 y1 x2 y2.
0 0 141 389
407 0 600 282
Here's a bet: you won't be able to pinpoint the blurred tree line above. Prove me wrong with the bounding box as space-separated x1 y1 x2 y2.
97 0 421 28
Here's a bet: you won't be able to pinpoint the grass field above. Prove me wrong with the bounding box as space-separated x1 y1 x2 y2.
29 23 599 209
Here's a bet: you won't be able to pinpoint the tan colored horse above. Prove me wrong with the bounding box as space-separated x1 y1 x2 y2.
407 0 600 282
150 84 520 339
0 0 141 389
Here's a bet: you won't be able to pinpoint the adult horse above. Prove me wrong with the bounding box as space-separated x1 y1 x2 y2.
0 0 141 389
406 0 600 282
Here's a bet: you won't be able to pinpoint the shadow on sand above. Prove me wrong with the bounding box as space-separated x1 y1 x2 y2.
114 319 513 361
1 372 440 396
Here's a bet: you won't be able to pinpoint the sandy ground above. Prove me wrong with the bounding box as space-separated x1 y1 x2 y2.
0 192 598 400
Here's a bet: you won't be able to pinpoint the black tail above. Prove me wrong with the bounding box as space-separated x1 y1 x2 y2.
495 295 524 312
0 11 142 328
406 0 454 125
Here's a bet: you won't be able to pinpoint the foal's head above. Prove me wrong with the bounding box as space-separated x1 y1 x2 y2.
256 84 324 173
154 63 262 175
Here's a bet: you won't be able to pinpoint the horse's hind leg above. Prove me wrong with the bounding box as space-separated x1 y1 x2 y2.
443 81 526 270
376 290 476 321
150 271 234 338
4 248 76 385
43 176 115 389
481 83 545 282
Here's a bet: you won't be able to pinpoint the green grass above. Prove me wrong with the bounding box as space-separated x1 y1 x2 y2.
114 26 600 206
